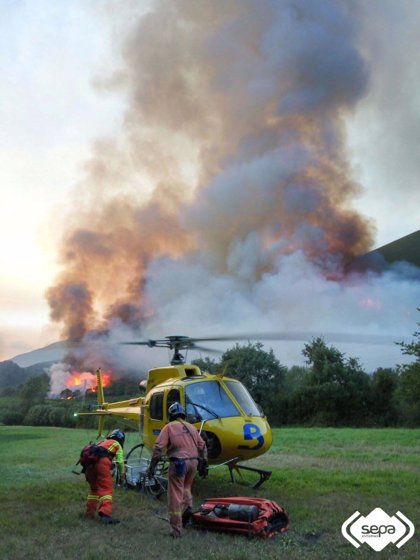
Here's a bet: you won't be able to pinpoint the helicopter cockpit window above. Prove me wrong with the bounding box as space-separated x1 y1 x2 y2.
166 389 180 416
150 392 164 420
224 381 262 417
185 381 239 421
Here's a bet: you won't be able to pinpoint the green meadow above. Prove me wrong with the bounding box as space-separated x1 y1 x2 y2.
0 425 418 559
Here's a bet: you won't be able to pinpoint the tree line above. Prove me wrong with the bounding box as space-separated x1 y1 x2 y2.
194 317 420 427
195 335 419 427
0 322 419 428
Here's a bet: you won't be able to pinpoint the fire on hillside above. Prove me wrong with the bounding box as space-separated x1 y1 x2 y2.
65 369 112 392
48 363 114 398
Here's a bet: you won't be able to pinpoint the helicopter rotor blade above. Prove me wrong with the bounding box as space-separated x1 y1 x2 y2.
120 340 157 347
184 332 399 346
119 331 400 351
189 344 223 354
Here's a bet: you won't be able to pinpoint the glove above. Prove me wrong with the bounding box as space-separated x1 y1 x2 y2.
147 457 159 478
115 470 126 488
197 458 209 479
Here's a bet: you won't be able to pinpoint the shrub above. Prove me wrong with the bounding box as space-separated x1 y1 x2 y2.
0 407 24 425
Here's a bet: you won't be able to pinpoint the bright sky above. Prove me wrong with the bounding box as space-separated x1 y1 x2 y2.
0 0 419 361
0 1 124 358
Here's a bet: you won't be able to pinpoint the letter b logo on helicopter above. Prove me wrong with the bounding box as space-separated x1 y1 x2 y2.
238 423 265 450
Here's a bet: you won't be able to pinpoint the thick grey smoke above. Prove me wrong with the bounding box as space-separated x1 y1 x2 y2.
347 0 420 244
46 0 419 384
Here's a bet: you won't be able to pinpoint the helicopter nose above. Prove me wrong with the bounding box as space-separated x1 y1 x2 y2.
237 419 272 455
200 417 272 464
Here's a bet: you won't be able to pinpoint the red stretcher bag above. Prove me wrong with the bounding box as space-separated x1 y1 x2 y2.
191 497 289 538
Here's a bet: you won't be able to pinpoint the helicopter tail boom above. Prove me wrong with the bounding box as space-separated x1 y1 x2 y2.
96 368 106 437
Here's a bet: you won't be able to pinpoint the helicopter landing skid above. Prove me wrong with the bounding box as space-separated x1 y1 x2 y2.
228 463 272 489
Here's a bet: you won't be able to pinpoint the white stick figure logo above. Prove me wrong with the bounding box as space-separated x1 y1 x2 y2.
342 508 415 552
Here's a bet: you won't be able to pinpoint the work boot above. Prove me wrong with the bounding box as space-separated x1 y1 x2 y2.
170 530 182 538
182 506 193 527
99 514 120 525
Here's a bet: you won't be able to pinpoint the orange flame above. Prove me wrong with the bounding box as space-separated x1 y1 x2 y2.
66 370 113 391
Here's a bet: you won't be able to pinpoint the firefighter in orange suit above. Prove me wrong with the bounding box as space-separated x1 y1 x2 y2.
85 429 125 524
147 403 208 538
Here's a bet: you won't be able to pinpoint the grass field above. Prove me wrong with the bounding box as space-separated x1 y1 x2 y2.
0 425 418 559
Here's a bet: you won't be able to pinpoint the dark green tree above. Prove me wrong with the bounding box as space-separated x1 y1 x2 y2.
397 311 420 360
370 368 399 426
192 356 220 374
19 373 50 413
0 404 24 425
284 365 310 392
396 313 420 425
106 377 140 396
23 404 51 426
280 365 310 424
0 386 19 397
219 342 287 422
294 337 371 425
60 388 74 399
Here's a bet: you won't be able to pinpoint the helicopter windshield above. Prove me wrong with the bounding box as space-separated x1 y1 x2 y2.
224 380 262 417
185 381 240 420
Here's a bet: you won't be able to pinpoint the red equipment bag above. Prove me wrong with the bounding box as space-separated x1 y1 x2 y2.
191 497 289 538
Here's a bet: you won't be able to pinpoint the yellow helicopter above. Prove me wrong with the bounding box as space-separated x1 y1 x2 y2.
80 335 274 489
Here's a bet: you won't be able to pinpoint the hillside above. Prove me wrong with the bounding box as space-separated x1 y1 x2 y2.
370 229 420 268
0 360 29 389
11 340 66 368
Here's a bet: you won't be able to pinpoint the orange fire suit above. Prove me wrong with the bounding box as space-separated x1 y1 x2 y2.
85 439 124 518
151 420 207 537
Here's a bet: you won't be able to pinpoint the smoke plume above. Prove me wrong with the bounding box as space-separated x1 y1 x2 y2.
45 0 419 374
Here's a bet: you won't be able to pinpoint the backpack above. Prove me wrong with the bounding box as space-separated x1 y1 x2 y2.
190 497 289 539
77 443 111 473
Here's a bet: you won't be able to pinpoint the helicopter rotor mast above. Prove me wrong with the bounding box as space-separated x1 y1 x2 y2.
122 335 211 365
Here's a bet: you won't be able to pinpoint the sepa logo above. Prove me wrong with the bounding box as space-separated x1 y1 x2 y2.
342 508 415 552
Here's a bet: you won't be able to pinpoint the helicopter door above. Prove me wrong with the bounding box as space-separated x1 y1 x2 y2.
166 389 181 421
148 391 165 438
